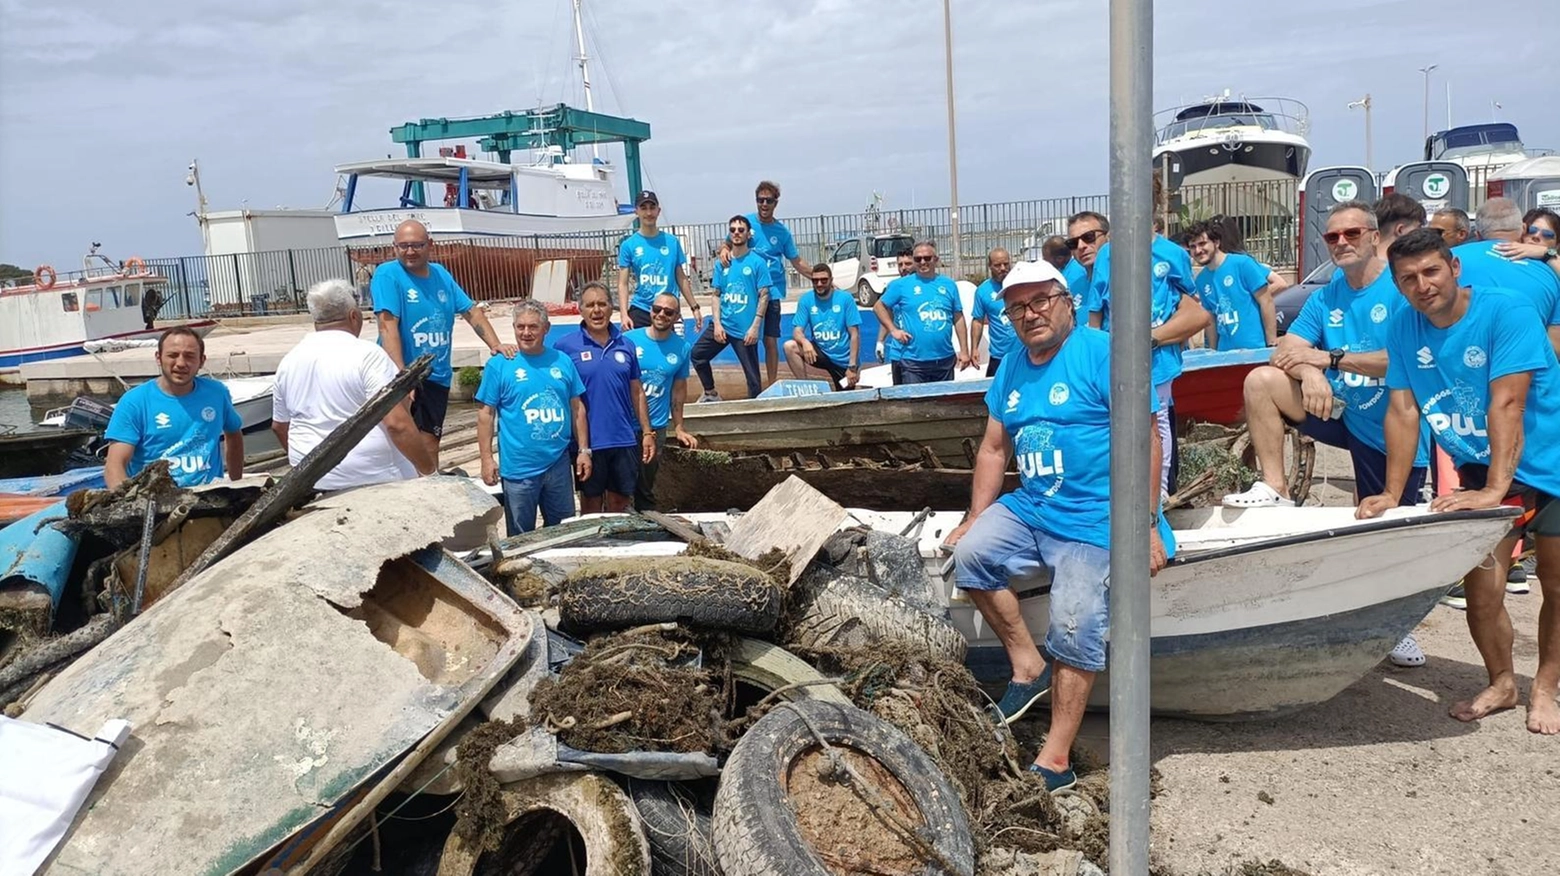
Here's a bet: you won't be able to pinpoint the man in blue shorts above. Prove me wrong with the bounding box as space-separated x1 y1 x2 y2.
969 248 1014 376
693 216 770 400
555 282 657 513
873 241 971 384
945 260 1173 793
1451 197 1560 356
104 327 244 489
477 299 591 534
372 219 515 468
785 263 861 390
625 292 698 511
615 190 703 330
746 181 812 386
1356 228 1560 735
1187 220 1277 350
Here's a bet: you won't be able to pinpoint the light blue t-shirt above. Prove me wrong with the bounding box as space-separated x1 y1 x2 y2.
712 251 771 336
370 261 474 387
1061 259 1089 312
971 277 1015 360
624 328 691 430
1450 240 1560 326
104 376 242 486
1195 252 1271 350
1287 266 1430 464
1385 286 1560 496
986 327 1174 553
794 290 863 366
1086 236 1195 388
745 213 799 300
879 274 963 363
475 349 585 481
617 232 687 313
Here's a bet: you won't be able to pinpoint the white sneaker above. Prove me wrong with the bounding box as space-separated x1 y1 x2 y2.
1388 634 1426 668
1221 482 1295 508
698 390 722 403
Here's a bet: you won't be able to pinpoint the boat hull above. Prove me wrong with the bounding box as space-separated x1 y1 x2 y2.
0 321 217 373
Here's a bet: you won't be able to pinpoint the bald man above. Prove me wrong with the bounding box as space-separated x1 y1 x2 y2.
372 219 515 467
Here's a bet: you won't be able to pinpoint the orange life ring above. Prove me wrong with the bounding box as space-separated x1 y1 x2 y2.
33 265 57 290
122 256 148 275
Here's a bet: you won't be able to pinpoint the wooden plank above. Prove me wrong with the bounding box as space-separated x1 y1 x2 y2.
639 510 705 544
722 476 847 588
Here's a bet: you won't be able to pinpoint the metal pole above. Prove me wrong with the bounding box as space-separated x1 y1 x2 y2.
1418 64 1438 142
572 0 598 161
1365 95 1373 171
941 0 962 280
1108 0 1153 872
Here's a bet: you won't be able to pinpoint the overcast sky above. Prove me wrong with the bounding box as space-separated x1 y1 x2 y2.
2 0 1554 268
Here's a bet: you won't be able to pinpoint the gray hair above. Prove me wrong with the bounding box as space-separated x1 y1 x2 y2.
1433 207 1471 234
1329 200 1379 228
512 298 552 331
306 278 360 324
1474 197 1522 238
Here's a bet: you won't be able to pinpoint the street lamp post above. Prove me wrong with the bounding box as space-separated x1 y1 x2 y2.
942 0 962 280
1347 94 1373 170
1418 64 1438 142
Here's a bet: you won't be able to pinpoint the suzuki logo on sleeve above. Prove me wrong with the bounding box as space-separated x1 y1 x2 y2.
1327 308 1345 328
154 412 172 429
406 288 420 303
1416 346 1436 368
1005 390 1021 412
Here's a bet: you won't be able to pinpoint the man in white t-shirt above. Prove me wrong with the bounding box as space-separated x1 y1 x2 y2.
272 279 436 490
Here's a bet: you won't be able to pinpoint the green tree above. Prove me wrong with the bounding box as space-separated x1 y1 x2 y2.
0 263 33 283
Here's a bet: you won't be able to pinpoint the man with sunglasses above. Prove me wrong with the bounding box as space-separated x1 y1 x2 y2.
693 216 770 400
617 191 702 331
944 259 1175 793
1449 198 1560 357
372 219 515 469
1062 212 1108 311
1356 228 1560 734
1430 207 1472 247
877 252 917 384
624 293 698 511
969 248 1014 376
873 242 971 384
715 181 812 388
786 263 861 389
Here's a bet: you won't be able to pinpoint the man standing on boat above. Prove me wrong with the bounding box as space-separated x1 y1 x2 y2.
616 191 702 330
104 327 244 489
272 280 435 492
873 241 971 384
969 248 1014 376
624 292 698 511
945 259 1173 793
372 219 515 470
477 299 591 534
785 263 861 390
556 282 657 514
692 217 771 401
1356 228 1560 735
1187 220 1278 351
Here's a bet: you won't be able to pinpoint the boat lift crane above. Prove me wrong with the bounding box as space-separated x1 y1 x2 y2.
387 104 651 209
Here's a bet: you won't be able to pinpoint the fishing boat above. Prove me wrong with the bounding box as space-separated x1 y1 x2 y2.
522 503 1518 720
0 427 98 479
0 249 216 373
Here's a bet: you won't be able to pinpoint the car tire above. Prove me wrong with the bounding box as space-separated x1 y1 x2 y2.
854 280 878 308
623 779 720 876
560 557 783 636
436 772 651 876
730 636 852 705
784 566 967 663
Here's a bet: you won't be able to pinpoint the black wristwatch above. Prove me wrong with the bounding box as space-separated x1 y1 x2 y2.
1328 348 1345 371
1545 247 1559 263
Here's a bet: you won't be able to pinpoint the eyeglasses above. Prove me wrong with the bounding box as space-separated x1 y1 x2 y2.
1004 292 1070 321
1065 229 1106 250
756 196 777 205
394 241 430 251
1528 225 1558 242
650 304 679 316
1322 226 1371 246
912 255 937 263
728 226 748 234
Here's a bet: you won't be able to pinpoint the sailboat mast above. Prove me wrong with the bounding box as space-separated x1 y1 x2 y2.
572 0 598 161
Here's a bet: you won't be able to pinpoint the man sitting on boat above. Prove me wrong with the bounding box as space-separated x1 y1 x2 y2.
969 248 1015 377
371 219 515 471
944 259 1174 793
784 263 861 390
873 241 972 384
1356 228 1560 735
271 279 435 493
624 292 698 511
103 327 244 489
1187 220 1278 351
692 216 770 400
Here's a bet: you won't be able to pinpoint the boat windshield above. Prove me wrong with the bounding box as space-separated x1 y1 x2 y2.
1427 125 1525 161
1161 113 1280 140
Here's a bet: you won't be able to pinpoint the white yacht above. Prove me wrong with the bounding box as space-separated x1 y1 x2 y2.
1153 94 1312 187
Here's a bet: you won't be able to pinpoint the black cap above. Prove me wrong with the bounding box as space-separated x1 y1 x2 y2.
636 190 659 206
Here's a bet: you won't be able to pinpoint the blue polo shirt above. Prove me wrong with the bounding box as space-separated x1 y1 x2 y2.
794 289 862 365
879 274 963 363
617 232 688 313
971 277 1015 360
370 261 474 387
624 328 691 430
555 325 644 451
104 376 242 486
475 349 585 481
745 213 799 300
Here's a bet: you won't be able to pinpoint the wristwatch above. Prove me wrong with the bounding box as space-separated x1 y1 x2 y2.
1545 247 1559 263
578 447 593 457
1328 348 1345 370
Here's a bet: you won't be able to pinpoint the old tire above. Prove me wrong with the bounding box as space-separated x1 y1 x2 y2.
624 779 720 876
786 567 967 663
437 772 651 876
560 557 782 636
818 528 943 613
730 637 851 705
711 700 974 876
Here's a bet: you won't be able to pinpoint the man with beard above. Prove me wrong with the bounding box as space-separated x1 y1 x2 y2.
1187 220 1277 350
786 263 862 390
873 241 971 384
969 247 1015 375
625 292 698 511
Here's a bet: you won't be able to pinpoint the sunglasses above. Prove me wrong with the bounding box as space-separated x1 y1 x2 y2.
1004 292 1070 321
728 226 749 234
756 196 777 205
1528 225 1558 242
650 304 679 316
810 276 833 284
912 255 937 263
1323 226 1371 246
1065 229 1106 250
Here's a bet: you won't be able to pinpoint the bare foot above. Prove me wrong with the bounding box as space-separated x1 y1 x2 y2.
1527 692 1560 735
1450 684 1519 722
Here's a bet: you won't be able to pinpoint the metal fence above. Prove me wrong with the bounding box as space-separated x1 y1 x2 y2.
136 181 1304 318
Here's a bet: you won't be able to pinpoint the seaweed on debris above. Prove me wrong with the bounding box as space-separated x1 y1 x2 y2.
452 717 527 852
683 540 790 586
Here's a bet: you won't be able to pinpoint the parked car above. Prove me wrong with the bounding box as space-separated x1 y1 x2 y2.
1274 261 1334 335
825 233 916 307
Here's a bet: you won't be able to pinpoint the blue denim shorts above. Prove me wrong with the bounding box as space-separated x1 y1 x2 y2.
952 502 1111 672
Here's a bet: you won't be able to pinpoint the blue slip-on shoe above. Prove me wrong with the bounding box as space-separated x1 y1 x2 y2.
1028 763 1078 794
993 664 1052 725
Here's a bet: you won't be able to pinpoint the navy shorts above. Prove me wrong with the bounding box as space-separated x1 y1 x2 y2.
762 298 782 339
1456 464 1560 538
580 445 639 499
900 356 956 385
1296 414 1426 503
410 379 451 437
628 306 654 329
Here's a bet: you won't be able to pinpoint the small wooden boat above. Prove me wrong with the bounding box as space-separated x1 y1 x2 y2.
0 428 97 478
